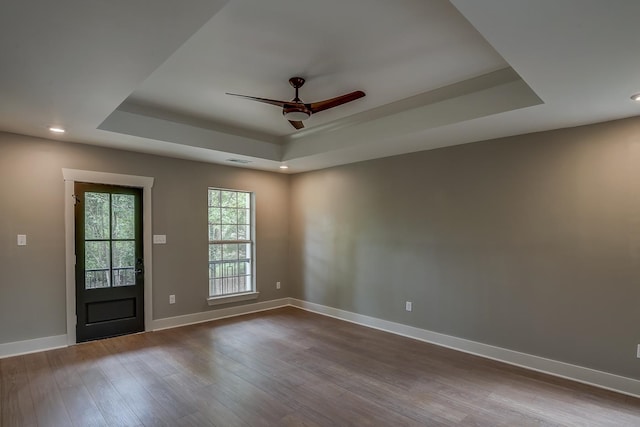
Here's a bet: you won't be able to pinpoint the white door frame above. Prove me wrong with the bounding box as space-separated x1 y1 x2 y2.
62 168 154 345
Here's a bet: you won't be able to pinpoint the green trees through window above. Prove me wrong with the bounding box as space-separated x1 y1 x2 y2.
84 192 136 288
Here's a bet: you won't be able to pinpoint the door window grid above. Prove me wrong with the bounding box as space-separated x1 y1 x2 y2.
84 192 136 289
208 189 253 297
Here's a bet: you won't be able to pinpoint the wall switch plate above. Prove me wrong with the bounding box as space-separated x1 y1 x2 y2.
153 234 167 244
169 294 175 304
276 281 281 289
405 301 412 312
637 344 640 359
17 234 27 246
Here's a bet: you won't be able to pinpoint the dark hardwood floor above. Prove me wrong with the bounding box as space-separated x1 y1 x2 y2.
2 306 640 426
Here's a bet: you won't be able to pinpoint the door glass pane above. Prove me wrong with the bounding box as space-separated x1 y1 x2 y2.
112 194 135 239
112 241 135 287
86 270 110 289
113 269 135 287
112 241 134 268
85 192 110 239
85 241 110 289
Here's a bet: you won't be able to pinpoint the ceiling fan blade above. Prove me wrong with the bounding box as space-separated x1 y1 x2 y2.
308 91 365 114
226 93 290 108
289 120 304 130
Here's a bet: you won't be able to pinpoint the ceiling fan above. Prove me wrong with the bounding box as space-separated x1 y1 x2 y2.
226 77 365 130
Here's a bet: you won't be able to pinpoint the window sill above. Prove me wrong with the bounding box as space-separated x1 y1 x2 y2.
207 291 259 306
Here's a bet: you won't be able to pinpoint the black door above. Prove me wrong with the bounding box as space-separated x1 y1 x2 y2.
75 182 144 342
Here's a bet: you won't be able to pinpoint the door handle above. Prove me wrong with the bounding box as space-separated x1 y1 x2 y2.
135 258 144 275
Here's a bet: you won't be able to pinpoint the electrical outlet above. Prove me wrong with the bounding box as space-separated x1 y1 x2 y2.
169 294 175 304
405 301 412 312
276 281 281 290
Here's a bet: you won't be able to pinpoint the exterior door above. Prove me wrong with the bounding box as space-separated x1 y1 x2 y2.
75 182 144 342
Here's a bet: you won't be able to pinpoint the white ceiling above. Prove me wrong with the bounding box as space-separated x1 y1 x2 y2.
1 0 639 173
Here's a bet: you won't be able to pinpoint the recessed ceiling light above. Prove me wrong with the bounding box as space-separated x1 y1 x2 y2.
49 127 66 133
632 93 640 102
279 165 289 170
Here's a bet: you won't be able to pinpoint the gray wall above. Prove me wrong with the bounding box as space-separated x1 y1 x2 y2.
0 132 289 344
289 116 640 379
4 116 640 381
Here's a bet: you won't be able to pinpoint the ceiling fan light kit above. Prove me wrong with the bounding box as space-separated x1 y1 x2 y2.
282 109 310 121
227 76 365 130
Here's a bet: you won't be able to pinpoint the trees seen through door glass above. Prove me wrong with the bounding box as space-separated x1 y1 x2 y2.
84 192 136 289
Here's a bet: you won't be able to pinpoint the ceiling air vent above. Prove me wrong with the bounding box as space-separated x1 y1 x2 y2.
226 159 252 164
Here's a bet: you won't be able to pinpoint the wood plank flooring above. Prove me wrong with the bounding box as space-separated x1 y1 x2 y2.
2 306 640 426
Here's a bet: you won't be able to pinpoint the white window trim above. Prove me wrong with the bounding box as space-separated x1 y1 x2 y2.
207 188 256 301
62 168 154 345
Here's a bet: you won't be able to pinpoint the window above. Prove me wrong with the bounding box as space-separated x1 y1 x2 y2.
208 188 254 300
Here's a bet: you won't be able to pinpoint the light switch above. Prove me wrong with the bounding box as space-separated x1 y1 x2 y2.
17 234 27 246
153 234 167 244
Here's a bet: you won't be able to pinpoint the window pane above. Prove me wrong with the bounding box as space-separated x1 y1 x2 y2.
209 244 222 261
237 208 248 224
85 192 110 239
220 261 236 278
214 262 224 278
208 189 220 207
239 260 249 275
222 244 238 260
238 275 250 293
208 224 221 241
222 224 238 240
221 191 237 207
239 243 251 259
112 194 135 239
210 278 222 296
221 208 237 224
237 193 249 208
238 225 249 240
208 207 221 224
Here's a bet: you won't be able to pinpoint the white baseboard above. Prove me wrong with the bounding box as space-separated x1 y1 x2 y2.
4 298 640 399
0 334 68 359
151 297 290 331
289 298 640 399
